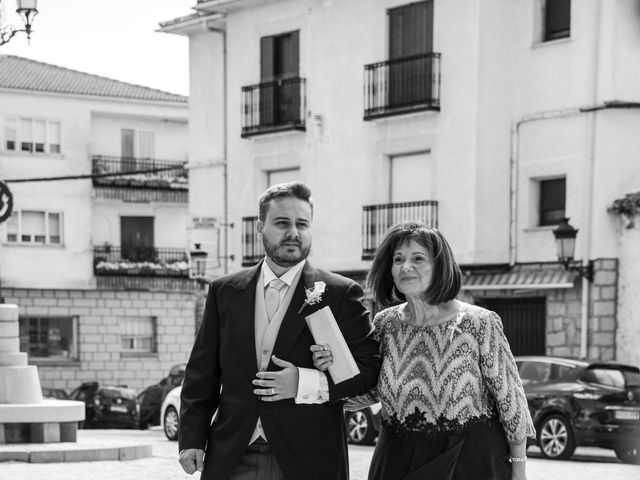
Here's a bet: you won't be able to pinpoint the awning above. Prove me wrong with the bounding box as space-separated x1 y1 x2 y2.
462 267 575 290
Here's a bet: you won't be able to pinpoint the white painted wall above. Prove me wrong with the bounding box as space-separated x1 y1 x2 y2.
0 89 188 290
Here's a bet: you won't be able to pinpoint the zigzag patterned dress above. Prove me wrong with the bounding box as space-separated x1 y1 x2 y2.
346 303 535 480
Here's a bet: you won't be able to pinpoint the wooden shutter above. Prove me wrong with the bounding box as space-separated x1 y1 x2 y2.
261 36 275 82
545 0 570 41
389 1 432 59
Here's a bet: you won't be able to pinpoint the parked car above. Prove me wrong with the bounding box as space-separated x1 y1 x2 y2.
160 384 381 445
160 385 181 441
137 363 186 429
344 404 382 445
69 381 140 429
515 356 640 464
42 387 69 400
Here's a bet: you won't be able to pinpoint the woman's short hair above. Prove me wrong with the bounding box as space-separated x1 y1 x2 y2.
367 221 462 308
258 182 314 221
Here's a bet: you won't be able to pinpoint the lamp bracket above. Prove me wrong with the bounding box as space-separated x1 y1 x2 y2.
561 259 594 282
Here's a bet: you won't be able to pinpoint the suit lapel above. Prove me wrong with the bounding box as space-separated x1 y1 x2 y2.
271 262 318 362
229 262 261 379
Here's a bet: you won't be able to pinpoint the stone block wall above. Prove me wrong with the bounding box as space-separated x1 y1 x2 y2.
587 258 618 360
3 288 198 392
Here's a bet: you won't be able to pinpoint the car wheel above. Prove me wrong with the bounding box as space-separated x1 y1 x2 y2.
163 406 179 441
345 409 376 445
538 414 576 460
614 447 640 465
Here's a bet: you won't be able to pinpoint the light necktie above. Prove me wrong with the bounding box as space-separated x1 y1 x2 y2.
265 278 287 322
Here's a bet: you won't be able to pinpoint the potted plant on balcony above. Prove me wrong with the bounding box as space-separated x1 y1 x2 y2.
608 192 640 229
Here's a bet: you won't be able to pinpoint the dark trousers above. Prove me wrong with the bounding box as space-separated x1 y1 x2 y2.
228 438 287 480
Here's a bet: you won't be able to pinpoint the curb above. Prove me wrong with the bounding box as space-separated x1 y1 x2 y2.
0 443 152 463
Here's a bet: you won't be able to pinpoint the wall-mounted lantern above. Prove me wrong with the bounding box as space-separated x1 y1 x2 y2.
552 217 593 281
0 0 39 46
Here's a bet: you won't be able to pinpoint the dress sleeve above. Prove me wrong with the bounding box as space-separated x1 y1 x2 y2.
478 310 536 443
343 311 385 411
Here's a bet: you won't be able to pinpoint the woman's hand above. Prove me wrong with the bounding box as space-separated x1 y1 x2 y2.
310 344 333 371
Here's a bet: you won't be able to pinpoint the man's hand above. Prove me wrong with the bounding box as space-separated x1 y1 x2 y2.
253 355 299 402
179 448 204 474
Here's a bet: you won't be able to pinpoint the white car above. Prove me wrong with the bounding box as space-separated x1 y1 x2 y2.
160 385 181 441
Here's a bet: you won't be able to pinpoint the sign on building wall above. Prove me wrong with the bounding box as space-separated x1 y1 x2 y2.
0 181 13 224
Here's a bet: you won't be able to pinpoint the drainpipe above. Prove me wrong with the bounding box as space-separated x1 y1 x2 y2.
205 23 230 274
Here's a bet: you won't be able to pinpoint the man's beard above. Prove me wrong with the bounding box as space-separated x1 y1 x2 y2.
263 237 311 267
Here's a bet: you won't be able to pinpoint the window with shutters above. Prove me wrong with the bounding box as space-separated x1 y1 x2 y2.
241 30 306 136
4 210 63 245
1 117 62 154
539 178 566 226
364 1 440 119
544 0 570 41
120 317 157 355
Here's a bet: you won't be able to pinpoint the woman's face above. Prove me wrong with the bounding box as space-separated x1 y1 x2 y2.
391 239 434 300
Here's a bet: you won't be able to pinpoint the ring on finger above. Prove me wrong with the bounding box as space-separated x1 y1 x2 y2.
270 387 275 395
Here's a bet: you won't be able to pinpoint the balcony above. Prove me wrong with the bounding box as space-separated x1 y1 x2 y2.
93 245 189 277
241 216 264 266
241 78 306 138
363 53 441 120
362 200 438 260
92 156 188 203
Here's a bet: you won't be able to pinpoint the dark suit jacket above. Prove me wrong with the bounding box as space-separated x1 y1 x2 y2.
179 261 380 480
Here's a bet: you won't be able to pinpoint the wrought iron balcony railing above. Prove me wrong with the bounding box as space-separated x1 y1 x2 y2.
92 155 188 190
93 245 189 277
362 200 438 260
241 78 306 137
364 53 441 120
241 216 265 266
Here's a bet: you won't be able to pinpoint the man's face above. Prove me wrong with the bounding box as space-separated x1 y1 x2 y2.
258 197 312 268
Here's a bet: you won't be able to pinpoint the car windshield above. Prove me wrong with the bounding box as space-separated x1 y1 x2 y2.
100 387 137 400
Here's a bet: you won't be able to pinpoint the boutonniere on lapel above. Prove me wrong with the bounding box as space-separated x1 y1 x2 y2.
297 281 327 314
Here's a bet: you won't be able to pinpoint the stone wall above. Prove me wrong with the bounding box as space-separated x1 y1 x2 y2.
4 288 198 392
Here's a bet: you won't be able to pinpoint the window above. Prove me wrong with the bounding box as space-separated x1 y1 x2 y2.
544 0 570 41
120 317 157 354
1 117 61 154
4 210 63 245
267 168 300 187
260 30 300 125
19 316 78 361
539 178 566 226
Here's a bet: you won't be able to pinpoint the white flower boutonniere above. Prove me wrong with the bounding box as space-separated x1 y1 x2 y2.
297 281 327 314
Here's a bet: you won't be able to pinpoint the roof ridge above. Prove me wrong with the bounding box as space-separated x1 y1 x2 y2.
0 54 187 102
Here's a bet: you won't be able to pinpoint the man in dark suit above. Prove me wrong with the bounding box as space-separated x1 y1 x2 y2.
179 182 380 480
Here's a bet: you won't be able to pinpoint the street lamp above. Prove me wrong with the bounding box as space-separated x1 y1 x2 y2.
189 243 208 281
0 0 38 46
552 217 593 281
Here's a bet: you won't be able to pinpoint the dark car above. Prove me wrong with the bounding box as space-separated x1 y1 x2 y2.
515 356 640 464
344 404 382 445
137 363 186 428
69 381 140 429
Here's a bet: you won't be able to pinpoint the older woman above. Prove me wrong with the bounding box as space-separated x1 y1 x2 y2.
312 222 535 480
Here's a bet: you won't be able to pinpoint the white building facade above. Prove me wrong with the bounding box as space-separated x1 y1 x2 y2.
0 55 199 392
161 0 640 366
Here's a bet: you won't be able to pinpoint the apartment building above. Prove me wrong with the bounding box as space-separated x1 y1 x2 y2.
161 0 640 366
0 55 199 391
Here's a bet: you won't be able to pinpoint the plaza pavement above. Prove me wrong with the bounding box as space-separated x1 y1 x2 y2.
0 427 638 480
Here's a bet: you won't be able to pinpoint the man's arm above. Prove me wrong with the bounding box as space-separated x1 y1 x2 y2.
178 284 222 451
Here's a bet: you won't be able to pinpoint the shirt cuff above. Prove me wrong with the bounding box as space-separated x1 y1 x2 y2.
295 368 330 404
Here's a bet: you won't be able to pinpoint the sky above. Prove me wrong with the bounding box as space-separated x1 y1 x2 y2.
0 0 191 95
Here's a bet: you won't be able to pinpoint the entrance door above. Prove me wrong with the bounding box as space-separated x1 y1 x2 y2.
120 217 155 262
475 297 546 356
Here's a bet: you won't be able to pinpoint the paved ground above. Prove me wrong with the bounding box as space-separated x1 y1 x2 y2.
1 427 638 480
